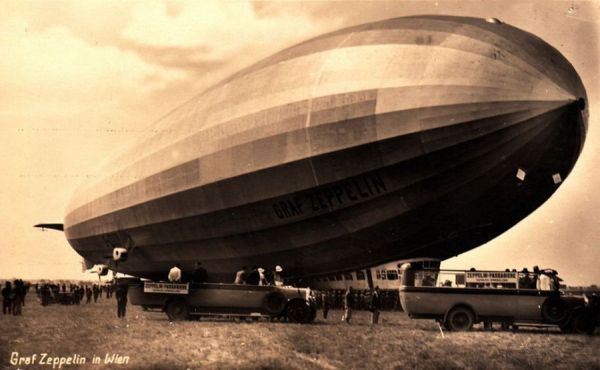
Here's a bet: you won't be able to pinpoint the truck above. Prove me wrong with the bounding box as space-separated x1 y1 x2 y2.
398 262 599 334
126 280 316 323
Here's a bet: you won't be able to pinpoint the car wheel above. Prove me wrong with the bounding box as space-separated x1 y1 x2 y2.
571 310 596 335
445 307 475 331
166 299 189 321
286 300 312 323
541 297 568 323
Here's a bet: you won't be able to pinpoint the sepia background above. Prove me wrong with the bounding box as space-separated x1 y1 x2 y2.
1 0 598 285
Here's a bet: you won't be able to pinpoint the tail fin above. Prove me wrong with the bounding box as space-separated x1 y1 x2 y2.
34 223 64 231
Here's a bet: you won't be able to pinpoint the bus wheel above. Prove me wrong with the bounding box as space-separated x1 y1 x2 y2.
571 310 596 335
541 297 568 323
166 299 189 321
446 307 474 331
262 292 287 315
286 300 312 323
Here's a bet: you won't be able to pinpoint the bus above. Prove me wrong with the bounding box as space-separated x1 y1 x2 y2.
398 262 599 334
308 259 440 291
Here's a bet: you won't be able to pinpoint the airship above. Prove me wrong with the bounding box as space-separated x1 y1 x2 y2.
52 15 588 282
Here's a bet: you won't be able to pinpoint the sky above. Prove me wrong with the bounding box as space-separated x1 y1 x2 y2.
0 0 599 285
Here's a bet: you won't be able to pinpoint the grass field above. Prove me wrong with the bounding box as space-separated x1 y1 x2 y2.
1 296 599 370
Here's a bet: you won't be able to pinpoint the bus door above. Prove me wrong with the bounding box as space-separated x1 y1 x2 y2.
515 272 545 320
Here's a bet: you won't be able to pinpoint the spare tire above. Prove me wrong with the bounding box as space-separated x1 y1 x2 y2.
262 291 287 315
541 297 568 323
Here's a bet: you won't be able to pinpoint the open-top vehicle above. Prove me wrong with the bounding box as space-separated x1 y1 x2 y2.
128 280 316 323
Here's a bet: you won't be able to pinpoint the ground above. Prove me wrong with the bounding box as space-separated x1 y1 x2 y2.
1 296 599 370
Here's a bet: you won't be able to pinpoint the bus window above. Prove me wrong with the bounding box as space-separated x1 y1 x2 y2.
356 271 366 280
376 270 381 280
386 270 399 280
455 273 465 286
344 273 353 280
335 274 343 281
415 271 437 286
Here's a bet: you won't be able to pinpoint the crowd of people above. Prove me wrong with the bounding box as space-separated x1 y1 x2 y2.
1 279 28 315
1 278 130 319
167 263 285 287
314 286 399 324
464 265 559 290
36 282 115 306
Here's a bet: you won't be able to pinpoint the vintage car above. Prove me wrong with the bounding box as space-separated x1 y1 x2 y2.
399 263 599 334
127 280 316 323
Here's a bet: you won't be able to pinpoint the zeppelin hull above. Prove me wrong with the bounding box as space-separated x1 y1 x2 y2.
64 16 587 281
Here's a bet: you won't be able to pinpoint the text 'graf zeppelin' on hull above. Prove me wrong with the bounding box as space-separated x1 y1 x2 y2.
63 15 588 281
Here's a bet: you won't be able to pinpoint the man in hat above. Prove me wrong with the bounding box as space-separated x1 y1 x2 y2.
273 265 284 287
168 264 182 283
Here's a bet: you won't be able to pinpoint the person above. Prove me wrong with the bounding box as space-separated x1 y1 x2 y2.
321 291 330 319
19 280 27 307
234 266 247 284
422 273 436 287
40 284 50 306
519 268 533 289
11 280 23 315
168 264 182 282
115 281 129 318
258 268 268 286
2 281 12 314
191 261 208 283
246 266 260 285
93 284 100 302
532 266 541 288
537 268 553 291
85 286 92 304
80 286 85 303
273 265 284 287
341 287 354 323
369 286 381 324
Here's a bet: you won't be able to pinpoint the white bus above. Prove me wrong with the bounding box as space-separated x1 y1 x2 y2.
399 263 599 334
308 259 441 291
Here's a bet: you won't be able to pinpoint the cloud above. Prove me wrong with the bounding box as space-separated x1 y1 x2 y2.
0 17 185 121
119 1 338 74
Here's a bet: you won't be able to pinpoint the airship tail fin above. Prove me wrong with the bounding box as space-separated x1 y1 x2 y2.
34 223 64 231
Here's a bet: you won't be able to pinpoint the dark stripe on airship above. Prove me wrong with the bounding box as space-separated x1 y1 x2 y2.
66 102 582 279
